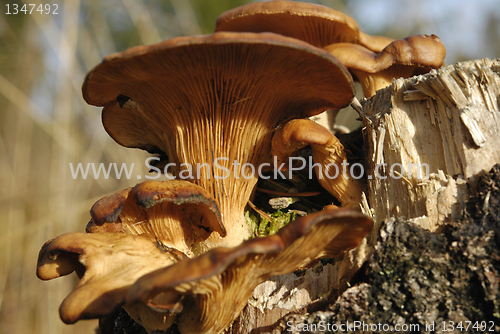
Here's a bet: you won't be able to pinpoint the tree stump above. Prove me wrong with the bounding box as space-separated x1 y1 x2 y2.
363 58 500 232
227 58 500 333
110 59 500 334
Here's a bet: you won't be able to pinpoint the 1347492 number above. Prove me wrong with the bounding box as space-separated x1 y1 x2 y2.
441 321 495 332
6 4 58 15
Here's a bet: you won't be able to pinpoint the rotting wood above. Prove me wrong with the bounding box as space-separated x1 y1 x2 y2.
363 58 500 232
226 262 338 334
227 58 500 334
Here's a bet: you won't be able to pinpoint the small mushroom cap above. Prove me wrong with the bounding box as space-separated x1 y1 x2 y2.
131 180 225 236
272 119 363 208
326 34 446 73
82 32 354 153
127 207 373 334
86 180 226 254
215 0 393 52
36 232 184 324
325 34 446 96
272 119 336 166
85 187 131 233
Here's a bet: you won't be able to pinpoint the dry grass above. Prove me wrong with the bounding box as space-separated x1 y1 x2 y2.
0 0 494 333
0 1 194 333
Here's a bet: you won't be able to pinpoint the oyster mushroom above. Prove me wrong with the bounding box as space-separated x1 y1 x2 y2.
215 0 393 52
36 232 185 329
272 118 363 208
128 207 372 334
37 206 372 333
37 180 226 328
215 1 392 127
86 180 225 256
325 34 447 97
82 32 355 248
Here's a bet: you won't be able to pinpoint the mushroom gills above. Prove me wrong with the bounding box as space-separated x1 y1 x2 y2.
86 180 226 256
127 207 373 334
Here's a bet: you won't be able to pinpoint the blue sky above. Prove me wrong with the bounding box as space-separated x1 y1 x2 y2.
345 0 500 62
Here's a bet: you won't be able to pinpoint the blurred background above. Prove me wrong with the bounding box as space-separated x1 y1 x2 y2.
0 0 498 333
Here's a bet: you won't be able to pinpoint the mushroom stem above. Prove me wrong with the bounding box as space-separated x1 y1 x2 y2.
272 119 364 208
167 103 274 249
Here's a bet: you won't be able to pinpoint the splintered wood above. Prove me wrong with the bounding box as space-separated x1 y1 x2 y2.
228 59 500 333
363 58 500 231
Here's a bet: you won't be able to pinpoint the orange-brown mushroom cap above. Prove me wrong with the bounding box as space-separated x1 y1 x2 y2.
36 232 184 326
272 119 363 208
82 32 355 248
215 0 393 52
86 180 226 255
86 187 130 233
83 32 354 148
127 207 373 334
325 34 446 97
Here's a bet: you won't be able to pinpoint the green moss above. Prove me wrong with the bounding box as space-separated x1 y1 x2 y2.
247 209 299 238
245 162 341 238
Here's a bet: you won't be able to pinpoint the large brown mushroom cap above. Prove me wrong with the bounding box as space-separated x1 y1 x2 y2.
272 119 363 208
83 32 355 248
127 207 373 334
325 34 447 97
83 32 354 131
215 0 393 52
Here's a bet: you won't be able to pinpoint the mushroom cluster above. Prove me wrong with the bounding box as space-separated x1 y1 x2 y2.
325 34 446 97
37 1 447 333
215 0 446 99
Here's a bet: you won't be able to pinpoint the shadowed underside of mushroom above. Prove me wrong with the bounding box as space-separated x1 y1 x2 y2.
36 232 186 329
325 34 447 97
271 119 363 209
37 187 371 334
82 32 355 248
86 180 226 256
215 0 393 52
124 207 372 334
